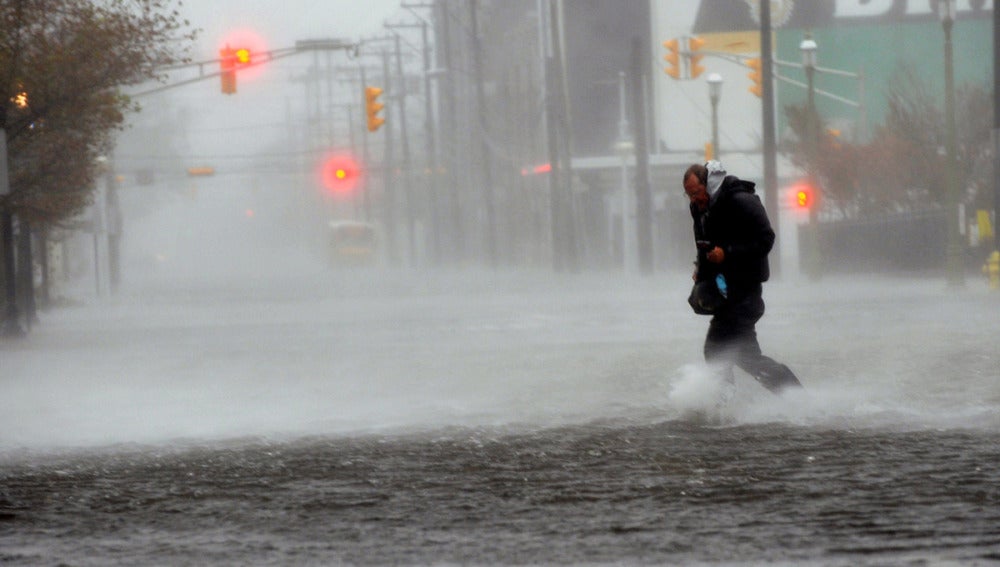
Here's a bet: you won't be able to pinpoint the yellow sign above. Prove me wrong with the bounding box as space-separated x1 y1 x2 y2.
977 209 994 241
186 166 215 177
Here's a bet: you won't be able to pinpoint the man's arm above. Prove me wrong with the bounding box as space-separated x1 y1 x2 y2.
726 192 775 260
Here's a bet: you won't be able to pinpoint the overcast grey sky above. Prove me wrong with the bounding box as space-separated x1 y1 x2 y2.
182 0 404 56
129 1 409 165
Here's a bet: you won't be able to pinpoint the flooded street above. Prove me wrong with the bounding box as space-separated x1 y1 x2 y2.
2 422 998 565
2 268 999 564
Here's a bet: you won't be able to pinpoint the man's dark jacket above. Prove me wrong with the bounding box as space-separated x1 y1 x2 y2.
690 175 775 292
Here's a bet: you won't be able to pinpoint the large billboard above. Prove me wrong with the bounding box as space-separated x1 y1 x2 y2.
692 0 993 32
653 0 991 159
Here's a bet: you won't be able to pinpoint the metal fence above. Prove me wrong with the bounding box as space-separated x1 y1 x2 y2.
801 209 949 273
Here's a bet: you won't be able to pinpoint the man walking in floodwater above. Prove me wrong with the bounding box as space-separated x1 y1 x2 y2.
683 161 802 394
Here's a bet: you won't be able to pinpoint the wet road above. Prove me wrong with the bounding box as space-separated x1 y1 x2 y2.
2 268 999 564
2 421 998 565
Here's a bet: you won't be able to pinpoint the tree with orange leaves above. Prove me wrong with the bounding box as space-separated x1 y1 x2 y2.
1 0 197 334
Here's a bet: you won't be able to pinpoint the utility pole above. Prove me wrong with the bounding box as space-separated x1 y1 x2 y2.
434 0 462 264
549 0 577 271
616 72 634 273
392 8 442 264
105 162 121 293
541 3 563 272
358 37 402 264
470 0 498 267
342 101 360 218
391 32 417 267
940 0 965 287
420 18 441 265
541 0 578 272
358 65 374 222
544 55 564 272
994 0 1000 253
380 47 399 266
554 0 578 271
324 51 334 146
760 0 781 276
630 37 653 275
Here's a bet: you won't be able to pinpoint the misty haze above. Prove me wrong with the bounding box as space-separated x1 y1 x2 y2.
1 1 998 565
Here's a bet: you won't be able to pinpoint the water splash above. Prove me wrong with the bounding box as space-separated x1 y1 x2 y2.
665 363 1000 432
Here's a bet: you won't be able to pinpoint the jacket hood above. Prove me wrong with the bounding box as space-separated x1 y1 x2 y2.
705 161 757 207
705 160 726 203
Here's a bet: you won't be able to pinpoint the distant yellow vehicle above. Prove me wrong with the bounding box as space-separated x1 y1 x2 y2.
328 220 377 266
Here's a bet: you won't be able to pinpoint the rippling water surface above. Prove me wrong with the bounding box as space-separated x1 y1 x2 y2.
2 421 999 565
2 264 999 564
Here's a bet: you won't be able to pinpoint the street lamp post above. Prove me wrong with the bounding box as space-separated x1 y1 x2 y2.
800 37 818 223
939 0 966 287
707 73 723 161
800 36 821 278
800 37 817 176
615 71 635 273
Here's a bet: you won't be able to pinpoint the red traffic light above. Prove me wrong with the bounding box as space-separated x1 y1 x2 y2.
789 182 817 210
796 188 811 208
219 29 267 81
320 154 361 195
219 45 239 94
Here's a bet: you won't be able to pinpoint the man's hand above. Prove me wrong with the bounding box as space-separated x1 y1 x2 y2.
707 246 725 263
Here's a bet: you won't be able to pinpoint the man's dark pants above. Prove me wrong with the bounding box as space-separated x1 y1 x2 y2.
703 284 801 393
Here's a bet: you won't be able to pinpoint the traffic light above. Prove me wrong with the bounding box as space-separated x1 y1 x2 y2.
220 45 237 94
746 58 762 98
665 37 709 79
796 188 811 208
364 86 385 132
219 45 252 94
321 154 361 195
663 39 681 79
235 47 251 65
792 183 816 211
687 36 706 79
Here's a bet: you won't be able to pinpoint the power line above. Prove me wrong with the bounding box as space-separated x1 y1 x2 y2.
116 146 334 162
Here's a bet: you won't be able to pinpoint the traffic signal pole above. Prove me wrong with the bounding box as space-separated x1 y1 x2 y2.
359 66 374 222
392 33 418 267
994 4 1000 255
470 0 498 268
542 4 563 272
388 12 442 265
380 48 399 267
436 0 463 264
130 40 357 98
543 0 578 273
760 0 781 277
420 17 442 266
